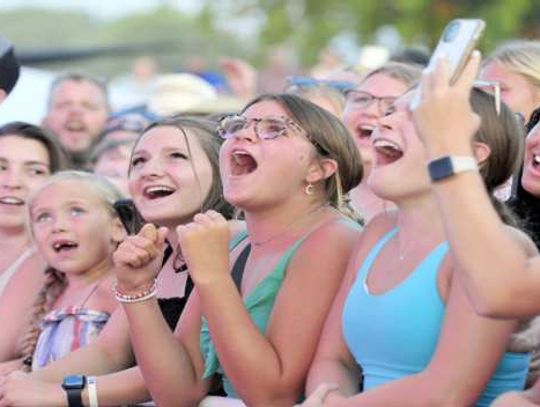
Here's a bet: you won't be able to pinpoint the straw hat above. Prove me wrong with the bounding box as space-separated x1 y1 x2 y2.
147 73 218 116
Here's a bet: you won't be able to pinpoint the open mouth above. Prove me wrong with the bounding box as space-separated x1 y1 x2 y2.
356 124 375 141
532 154 540 169
52 239 79 253
231 150 258 176
65 120 87 132
0 196 25 206
143 185 176 200
373 138 404 165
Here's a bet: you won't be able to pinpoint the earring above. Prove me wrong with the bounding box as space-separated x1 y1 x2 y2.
305 183 314 195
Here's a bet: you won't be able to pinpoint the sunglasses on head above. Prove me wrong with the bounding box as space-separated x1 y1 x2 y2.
286 76 357 94
473 80 501 116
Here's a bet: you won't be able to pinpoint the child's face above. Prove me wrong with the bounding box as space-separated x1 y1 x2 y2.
30 180 122 275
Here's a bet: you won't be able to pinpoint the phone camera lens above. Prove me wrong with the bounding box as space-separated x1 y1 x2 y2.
443 21 460 42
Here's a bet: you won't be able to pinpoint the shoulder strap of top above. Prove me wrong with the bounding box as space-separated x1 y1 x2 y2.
231 244 251 293
229 230 249 250
358 227 399 281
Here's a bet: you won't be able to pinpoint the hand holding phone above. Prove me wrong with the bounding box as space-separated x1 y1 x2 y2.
410 18 485 110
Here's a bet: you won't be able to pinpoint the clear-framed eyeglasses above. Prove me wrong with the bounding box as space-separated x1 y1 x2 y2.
217 114 329 155
344 90 397 115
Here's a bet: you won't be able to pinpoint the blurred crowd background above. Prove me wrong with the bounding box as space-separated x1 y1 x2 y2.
1 0 540 123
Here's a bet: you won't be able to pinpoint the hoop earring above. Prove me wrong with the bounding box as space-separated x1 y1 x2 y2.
305 183 314 195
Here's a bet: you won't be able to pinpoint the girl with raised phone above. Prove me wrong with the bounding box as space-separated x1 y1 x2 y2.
112 94 363 406
303 50 537 406
412 51 540 405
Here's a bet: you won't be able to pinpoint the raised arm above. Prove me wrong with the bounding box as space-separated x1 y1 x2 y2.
112 223 211 407
178 211 361 406
412 52 540 318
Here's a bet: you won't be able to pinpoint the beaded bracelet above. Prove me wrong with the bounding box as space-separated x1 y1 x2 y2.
113 279 158 303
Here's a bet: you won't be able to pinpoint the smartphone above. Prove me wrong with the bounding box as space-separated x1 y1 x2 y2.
410 19 485 108
113 199 145 235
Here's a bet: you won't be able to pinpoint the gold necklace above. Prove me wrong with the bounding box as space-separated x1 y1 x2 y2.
251 204 329 246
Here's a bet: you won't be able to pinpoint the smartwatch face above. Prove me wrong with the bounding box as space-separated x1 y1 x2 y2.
63 375 86 389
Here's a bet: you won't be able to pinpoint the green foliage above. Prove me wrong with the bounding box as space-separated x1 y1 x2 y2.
1 1 539 74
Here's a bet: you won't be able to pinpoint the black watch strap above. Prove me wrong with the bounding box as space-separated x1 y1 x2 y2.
65 388 84 407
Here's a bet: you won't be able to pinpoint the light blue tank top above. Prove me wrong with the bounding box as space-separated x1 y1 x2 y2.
342 228 530 406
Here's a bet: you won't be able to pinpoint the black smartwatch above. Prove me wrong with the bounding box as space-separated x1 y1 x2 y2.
427 155 478 182
61 375 86 407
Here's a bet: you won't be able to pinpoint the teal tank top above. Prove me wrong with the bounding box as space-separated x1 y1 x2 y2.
200 231 309 397
342 228 530 406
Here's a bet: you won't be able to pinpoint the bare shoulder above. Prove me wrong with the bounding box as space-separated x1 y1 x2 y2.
300 214 362 250
4 250 46 292
503 225 538 257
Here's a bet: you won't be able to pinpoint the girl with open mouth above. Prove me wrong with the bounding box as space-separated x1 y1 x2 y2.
304 62 535 406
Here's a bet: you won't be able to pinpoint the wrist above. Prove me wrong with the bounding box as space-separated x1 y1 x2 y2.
114 278 155 296
113 279 157 304
190 267 231 287
324 390 347 407
425 142 474 159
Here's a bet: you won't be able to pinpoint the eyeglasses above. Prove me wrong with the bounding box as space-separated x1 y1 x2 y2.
217 114 329 155
345 90 397 115
286 76 357 94
473 80 501 116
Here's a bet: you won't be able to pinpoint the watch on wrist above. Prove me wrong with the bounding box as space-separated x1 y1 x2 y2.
61 375 86 407
427 155 478 182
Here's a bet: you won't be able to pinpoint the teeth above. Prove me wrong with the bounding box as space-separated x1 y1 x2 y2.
144 186 175 194
534 154 540 165
373 139 402 151
0 197 24 205
53 241 77 251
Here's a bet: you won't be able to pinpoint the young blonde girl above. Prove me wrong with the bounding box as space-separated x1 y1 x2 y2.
1 171 125 373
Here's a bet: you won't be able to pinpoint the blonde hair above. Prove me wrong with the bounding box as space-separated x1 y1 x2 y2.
484 40 540 88
20 171 123 370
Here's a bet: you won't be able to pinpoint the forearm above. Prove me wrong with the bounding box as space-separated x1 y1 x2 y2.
81 366 151 406
306 358 360 397
198 276 293 404
431 171 531 316
326 373 457 407
123 298 203 406
30 340 133 382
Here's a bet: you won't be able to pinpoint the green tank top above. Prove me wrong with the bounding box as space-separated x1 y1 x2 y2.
199 231 309 397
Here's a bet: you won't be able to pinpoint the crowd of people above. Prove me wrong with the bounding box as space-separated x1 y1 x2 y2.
0 29 539 407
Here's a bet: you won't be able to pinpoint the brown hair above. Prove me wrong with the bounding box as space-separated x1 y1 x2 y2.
470 88 525 226
243 94 364 223
0 121 70 172
129 116 234 219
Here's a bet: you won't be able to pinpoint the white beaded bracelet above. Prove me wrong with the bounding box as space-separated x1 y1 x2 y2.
113 279 158 303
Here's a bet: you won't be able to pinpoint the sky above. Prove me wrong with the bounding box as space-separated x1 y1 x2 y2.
0 0 203 20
